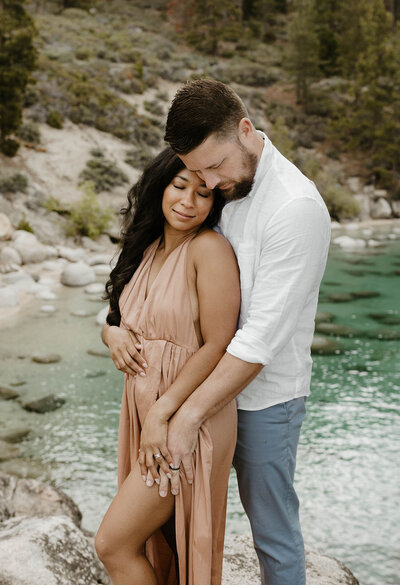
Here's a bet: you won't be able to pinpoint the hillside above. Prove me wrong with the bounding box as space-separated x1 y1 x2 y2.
1 0 399 249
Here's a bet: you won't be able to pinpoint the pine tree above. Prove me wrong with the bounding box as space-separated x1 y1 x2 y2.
168 0 241 55
335 0 367 79
313 0 340 76
286 0 320 106
0 0 37 156
334 0 400 189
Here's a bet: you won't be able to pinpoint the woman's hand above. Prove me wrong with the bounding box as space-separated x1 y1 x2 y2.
138 405 173 483
104 325 147 376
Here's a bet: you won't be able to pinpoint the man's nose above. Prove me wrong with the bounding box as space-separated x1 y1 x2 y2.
202 171 220 190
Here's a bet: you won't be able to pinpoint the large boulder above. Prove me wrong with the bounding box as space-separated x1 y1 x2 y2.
0 515 110 585
0 473 81 526
12 231 50 264
370 197 392 219
332 236 366 249
0 246 22 266
0 288 19 308
0 214 13 241
222 534 359 585
61 262 96 287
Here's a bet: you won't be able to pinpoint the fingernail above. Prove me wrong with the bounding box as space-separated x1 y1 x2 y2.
171 489 178 496
142 362 148 368
136 344 142 349
188 480 193 484
167 473 171 479
155 478 160 485
160 491 167 497
146 479 153 487
139 372 146 377
142 475 146 482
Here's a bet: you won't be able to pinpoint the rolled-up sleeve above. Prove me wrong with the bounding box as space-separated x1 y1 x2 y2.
227 197 330 366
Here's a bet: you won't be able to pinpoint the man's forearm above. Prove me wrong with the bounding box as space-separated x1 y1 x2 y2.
178 352 263 427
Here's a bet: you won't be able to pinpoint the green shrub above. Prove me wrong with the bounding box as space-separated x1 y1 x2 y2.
0 139 20 157
17 216 34 233
17 121 41 144
268 116 295 161
79 153 128 192
75 47 92 60
155 90 169 102
144 99 164 117
67 182 114 239
315 171 360 221
0 173 28 193
44 195 68 214
125 145 153 170
47 110 64 129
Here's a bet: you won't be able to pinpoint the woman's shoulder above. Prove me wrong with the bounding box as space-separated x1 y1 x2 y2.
191 229 232 251
189 229 236 264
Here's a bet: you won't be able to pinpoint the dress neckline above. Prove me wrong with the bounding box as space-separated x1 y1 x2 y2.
144 233 196 302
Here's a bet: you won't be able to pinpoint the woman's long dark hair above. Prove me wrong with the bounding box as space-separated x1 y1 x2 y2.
105 147 225 326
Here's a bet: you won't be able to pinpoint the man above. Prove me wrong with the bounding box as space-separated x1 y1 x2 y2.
159 79 331 585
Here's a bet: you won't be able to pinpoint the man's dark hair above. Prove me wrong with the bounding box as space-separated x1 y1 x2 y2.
164 79 248 155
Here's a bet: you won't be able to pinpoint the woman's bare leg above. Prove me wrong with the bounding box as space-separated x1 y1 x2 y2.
95 463 175 585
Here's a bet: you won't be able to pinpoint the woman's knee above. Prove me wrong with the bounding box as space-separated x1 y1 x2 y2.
95 522 142 567
95 526 113 565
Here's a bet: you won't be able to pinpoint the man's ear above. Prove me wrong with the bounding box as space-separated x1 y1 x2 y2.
238 118 253 144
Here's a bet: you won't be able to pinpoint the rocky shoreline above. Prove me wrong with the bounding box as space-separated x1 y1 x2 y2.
0 471 359 585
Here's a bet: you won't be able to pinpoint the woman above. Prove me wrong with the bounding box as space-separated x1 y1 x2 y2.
95 147 240 585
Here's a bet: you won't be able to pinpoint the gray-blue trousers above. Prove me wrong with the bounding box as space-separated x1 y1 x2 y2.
233 397 306 585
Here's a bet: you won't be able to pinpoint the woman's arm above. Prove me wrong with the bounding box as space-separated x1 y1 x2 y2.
138 231 240 483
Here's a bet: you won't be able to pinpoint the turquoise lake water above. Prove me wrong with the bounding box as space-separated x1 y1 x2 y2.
1 222 399 585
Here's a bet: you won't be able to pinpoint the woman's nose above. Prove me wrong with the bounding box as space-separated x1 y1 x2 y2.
180 189 195 206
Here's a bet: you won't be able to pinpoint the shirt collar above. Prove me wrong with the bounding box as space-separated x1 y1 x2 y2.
246 131 273 199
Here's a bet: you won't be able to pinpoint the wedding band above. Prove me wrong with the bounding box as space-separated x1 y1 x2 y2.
169 465 181 471
154 453 162 460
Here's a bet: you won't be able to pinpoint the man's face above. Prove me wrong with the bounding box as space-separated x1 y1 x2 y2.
179 133 258 201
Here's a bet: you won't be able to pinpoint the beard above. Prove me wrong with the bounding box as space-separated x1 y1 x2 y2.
215 149 258 202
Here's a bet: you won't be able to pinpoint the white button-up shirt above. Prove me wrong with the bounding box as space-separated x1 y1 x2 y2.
220 132 331 410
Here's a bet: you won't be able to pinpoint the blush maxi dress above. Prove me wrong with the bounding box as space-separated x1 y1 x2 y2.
117 234 237 585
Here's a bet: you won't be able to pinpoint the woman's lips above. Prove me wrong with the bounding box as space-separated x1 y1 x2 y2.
173 209 195 219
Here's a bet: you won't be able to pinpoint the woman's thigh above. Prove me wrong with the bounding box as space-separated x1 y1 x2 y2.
97 462 175 554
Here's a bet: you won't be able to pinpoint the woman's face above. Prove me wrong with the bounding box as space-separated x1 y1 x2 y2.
162 168 214 232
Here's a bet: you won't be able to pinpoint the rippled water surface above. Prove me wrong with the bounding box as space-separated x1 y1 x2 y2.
1 223 399 585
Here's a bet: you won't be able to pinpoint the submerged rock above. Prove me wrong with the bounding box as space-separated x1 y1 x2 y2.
329 293 354 303
0 515 110 585
21 394 66 414
0 427 30 444
315 311 335 324
351 290 380 299
366 328 400 341
31 353 61 364
0 386 20 400
311 336 343 355
368 312 400 326
87 347 110 359
0 441 20 462
315 323 358 338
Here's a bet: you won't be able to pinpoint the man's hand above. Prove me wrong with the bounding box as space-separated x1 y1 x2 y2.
166 405 200 492
104 325 147 376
